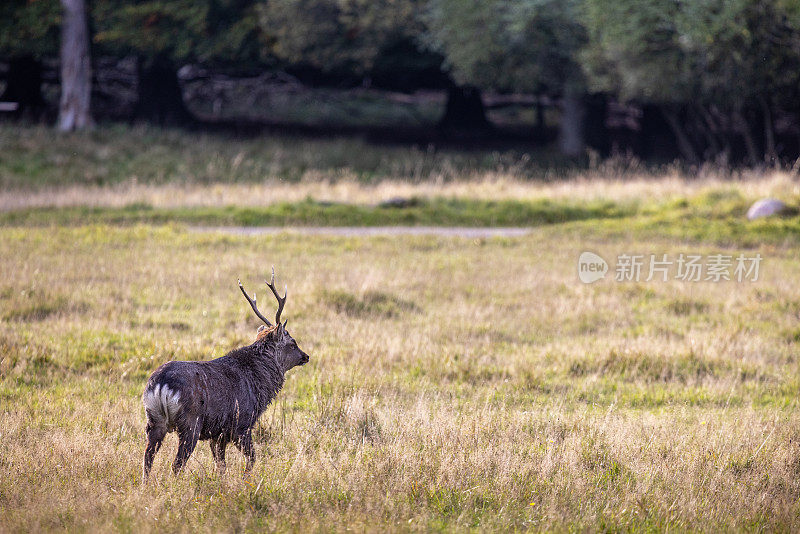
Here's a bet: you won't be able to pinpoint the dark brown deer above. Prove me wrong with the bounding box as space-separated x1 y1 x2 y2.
142 269 309 479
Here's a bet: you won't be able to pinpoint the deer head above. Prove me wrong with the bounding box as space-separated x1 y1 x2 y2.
238 268 310 372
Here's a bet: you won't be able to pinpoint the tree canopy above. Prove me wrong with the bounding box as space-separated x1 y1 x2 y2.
257 0 422 77
0 0 61 59
92 0 267 66
582 0 800 162
422 0 586 95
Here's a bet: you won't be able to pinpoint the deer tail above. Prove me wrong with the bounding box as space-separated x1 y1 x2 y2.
142 383 181 431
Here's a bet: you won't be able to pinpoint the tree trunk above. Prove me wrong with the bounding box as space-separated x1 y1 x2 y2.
732 108 759 166
661 107 699 164
58 0 92 131
535 97 546 133
1 56 47 120
558 89 585 157
134 55 195 127
438 85 490 132
528 95 549 145
639 104 675 160
760 98 776 164
584 93 609 156
696 104 723 159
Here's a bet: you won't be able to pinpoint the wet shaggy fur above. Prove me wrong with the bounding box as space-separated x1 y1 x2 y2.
256 324 278 341
142 325 309 478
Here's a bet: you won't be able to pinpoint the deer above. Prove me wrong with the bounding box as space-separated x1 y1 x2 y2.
141 269 310 479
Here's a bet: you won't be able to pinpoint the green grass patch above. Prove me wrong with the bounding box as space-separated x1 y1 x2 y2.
3 190 799 248
566 190 800 246
0 197 632 227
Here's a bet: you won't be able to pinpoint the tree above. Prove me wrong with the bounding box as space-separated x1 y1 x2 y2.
0 0 61 119
419 0 500 131
59 0 93 131
422 0 590 151
582 0 800 163
258 0 459 125
258 0 419 78
92 0 267 125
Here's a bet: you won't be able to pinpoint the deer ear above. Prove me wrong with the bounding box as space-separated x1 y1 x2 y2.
257 325 267 333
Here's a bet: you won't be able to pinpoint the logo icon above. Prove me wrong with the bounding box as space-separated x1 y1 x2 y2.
578 251 608 283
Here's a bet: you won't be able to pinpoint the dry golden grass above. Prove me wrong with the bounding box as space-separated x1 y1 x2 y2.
2 168 800 211
1 221 799 532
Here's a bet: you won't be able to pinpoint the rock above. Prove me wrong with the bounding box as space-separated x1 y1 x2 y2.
746 198 788 220
379 197 419 209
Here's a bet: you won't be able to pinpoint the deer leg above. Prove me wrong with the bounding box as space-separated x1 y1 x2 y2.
143 422 167 480
210 437 227 475
172 419 200 475
234 430 256 475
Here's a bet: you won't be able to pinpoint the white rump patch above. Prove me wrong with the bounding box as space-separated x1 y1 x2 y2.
143 383 182 429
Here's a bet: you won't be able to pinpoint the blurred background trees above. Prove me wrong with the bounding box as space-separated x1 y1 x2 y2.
257 0 452 121
582 0 800 164
92 0 268 125
423 0 588 151
258 0 416 78
0 0 61 119
2 0 800 164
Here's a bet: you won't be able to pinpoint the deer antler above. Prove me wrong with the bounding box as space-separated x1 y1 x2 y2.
265 267 287 326
238 279 273 326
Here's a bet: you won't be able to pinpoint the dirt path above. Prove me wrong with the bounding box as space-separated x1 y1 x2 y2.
190 226 532 238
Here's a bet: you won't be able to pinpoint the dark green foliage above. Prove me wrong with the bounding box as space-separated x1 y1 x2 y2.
582 0 800 105
0 0 60 119
91 0 269 124
92 0 266 65
422 0 586 94
581 0 800 162
0 0 61 59
258 0 421 76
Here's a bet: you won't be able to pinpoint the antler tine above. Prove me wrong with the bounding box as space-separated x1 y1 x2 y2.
238 279 273 326
265 267 287 325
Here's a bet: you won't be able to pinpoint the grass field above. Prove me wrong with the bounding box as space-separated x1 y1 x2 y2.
0 124 568 190
1 125 800 532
